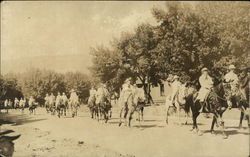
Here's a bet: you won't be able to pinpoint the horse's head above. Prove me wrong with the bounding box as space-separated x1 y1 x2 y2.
0 132 20 157
213 82 232 109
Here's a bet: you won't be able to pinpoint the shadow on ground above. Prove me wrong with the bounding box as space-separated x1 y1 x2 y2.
0 113 46 126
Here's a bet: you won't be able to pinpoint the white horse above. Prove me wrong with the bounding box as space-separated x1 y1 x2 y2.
165 83 196 125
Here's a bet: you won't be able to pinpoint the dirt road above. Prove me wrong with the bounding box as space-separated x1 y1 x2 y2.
1 105 249 157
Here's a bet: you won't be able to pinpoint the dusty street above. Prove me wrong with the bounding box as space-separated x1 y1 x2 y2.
0 105 249 157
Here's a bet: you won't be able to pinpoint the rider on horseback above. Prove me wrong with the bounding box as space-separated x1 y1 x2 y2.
119 78 133 108
224 65 239 93
28 96 35 107
196 67 214 112
170 75 182 107
56 92 62 108
88 87 97 104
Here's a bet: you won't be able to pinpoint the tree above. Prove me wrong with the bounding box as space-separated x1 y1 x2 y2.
89 45 131 93
64 72 91 103
18 69 66 103
195 1 249 72
0 74 23 101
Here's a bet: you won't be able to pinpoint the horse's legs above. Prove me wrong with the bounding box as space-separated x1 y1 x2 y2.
124 106 129 126
109 110 112 118
166 105 169 124
128 106 136 127
215 110 227 139
184 111 189 125
64 106 66 116
118 107 124 126
210 115 216 134
176 103 181 125
191 111 200 134
141 107 144 122
239 111 244 129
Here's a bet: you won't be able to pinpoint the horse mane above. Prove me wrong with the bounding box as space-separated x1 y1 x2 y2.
213 82 225 98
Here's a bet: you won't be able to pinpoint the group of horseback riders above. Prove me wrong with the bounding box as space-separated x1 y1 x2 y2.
87 77 146 125
44 89 80 117
167 64 248 111
86 64 249 137
164 64 249 138
2 96 37 114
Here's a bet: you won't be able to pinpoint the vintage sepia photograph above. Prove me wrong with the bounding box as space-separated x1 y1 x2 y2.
0 1 249 157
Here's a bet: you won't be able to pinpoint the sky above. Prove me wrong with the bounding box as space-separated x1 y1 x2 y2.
1 1 195 74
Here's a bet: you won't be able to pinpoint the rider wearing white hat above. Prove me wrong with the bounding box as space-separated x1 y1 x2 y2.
95 83 109 104
224 64 239 94
196 67 214 102
119 77 133 108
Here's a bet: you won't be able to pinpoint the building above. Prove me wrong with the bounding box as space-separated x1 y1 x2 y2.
136 80 171 105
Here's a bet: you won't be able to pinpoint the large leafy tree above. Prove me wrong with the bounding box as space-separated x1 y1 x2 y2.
0 74 23 101
90 45 132 93
195 1 249 72
152 2 224 84
18 69 66 103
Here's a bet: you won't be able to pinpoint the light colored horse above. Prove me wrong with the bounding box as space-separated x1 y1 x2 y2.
119 88 146 127
165 83 196 125
69 99 79 118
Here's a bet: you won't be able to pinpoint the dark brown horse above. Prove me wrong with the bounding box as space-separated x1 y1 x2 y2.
191 82 228 139
0 130 20 157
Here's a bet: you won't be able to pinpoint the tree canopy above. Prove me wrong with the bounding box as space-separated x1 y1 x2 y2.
90 1 249 98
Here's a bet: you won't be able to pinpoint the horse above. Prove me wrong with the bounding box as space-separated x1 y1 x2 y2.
45 100 50 113
191 82 228 138
0 130 21 157
56 99 67 118
29 102 38 115
69 100 79 118
118 89 146 127
88 95 99 119
165 83 196 125
223 76 249 129
97 96 112 123
49 100 56 115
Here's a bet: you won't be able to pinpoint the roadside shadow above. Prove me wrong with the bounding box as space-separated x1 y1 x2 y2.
108 121 120 124
183 123 205 126
143 119 161 122
202 129 250 136
133 124 161 129
0 113 46 126
226 126 249 130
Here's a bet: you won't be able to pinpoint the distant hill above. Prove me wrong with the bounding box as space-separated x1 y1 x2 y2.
1 54 92 74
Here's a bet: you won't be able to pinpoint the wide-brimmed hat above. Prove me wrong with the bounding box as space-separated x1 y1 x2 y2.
173 75 179 80
125 78 131 83
229 64 236 70
201 67 208 72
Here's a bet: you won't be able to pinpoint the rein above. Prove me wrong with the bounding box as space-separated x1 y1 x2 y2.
210 91 227 101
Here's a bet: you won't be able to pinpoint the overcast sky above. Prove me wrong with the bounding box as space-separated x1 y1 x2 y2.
1 1 195 74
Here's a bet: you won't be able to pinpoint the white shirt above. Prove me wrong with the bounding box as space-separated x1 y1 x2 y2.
61 95 68 102
199 74 213 89
224 71 239 85
89 89 97 97
70 92 79 103
29 98 35 106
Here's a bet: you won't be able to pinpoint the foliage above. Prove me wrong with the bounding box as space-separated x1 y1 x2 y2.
0 69 91 104
90 1 249 99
